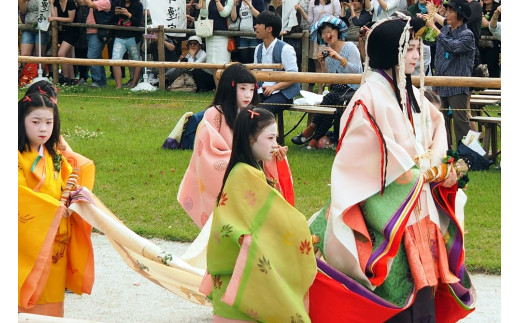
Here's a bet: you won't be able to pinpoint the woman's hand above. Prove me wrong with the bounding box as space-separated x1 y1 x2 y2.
441 166 457 187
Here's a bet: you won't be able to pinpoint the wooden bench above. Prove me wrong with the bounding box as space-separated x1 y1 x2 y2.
276 105 337 145
468 116 501 161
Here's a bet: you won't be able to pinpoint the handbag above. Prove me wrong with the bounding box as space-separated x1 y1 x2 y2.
194 15 214 38
228 16 240 31
227 37 237 52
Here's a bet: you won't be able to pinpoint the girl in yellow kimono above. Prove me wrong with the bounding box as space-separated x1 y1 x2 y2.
203 108 317 322
18 92 94 317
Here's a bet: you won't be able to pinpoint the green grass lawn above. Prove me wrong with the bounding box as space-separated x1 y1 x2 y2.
18 84 501 274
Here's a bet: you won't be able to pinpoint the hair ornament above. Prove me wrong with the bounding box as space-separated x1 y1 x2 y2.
22 96 32 102
49 97 57 105
247 109 260 119
38 86 47 94
232 81 235 87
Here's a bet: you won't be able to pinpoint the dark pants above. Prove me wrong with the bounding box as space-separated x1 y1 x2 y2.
166 68 215 92
259 92 293 114
385 287 436 323
441 93 471 149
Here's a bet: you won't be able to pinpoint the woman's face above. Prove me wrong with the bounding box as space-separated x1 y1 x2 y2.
188 41 201 51
250 122 278 162
236 83 256 109
404 39 420 74
320 26 339 45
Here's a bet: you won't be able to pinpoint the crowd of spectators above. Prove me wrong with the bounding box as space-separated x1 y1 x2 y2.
18 0 501 96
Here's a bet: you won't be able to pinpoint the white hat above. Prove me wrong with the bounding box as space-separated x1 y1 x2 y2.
187 35 203 45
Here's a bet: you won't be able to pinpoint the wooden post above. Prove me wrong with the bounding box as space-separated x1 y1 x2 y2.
301 30 309 90
157 25 166 90
51 21 59 84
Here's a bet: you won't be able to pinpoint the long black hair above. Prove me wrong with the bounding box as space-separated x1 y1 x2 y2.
216 107 276 204
367 17 425 113
25 79 59 99
314 0 331 6
212 63 258 130
18 93 61 157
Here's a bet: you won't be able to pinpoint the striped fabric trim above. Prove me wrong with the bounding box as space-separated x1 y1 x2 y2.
365 173 424 286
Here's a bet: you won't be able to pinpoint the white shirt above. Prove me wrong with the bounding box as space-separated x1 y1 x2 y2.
253 38 298 94
369 0 399 21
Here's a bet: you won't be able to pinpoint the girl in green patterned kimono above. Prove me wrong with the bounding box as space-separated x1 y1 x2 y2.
203 107 317 322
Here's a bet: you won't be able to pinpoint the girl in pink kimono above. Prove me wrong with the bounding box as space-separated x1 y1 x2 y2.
177 64 295 229
308 14 476 322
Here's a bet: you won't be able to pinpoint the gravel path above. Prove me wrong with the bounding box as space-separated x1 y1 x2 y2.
63 233 500 323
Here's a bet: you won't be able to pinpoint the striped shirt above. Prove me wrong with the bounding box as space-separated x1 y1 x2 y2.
434 23 475 97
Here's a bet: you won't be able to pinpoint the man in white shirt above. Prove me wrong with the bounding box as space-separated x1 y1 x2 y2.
253 11 300 114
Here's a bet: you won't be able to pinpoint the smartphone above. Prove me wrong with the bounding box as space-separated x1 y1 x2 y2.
115 6 122 10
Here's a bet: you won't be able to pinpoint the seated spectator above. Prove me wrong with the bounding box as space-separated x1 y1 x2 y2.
165 36 215 92
142 30 178 84
49 0 78 85
292 15 362 149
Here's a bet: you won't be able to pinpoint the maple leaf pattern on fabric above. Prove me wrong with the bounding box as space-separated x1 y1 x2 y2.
291 313 305 323
282 231 294 247
244 190 257 206
300 239 312 255
258 256 271 274
213 275 223 289
220 224 233 238
218 192 228 206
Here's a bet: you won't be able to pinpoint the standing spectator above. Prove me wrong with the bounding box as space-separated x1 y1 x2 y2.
73 5 91 85
488 4 500 41
274 0 305 71
198 0 234 86
77 0 116 88
407 0 428 16
19 0 50 58
366 0 399 21
165 36 216 91
340 0 372 30
111 0 144 89
230 0 264 64
254 11 300 115
465 0 482 69
427 0 475 148
49 0 78 85
307 0 341 94
480 0 500 77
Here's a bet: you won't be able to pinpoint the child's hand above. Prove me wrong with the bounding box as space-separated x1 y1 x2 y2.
275 145 288 162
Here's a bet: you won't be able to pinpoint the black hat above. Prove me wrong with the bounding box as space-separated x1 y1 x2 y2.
443 0 472 22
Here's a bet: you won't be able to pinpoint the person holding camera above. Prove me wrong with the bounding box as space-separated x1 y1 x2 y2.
111 0 144 89
165 36 215 91
339 0 372 29
292 15 362 148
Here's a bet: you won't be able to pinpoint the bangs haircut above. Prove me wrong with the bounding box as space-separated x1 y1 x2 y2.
18 93 61 157
255 11 282 40
212 63 259 130
217 107 276 204
26 79 59 98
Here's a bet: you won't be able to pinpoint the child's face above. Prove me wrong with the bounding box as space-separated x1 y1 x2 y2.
251 122 278 162
405 39 420 74
24 107 54 151
236 83 256 109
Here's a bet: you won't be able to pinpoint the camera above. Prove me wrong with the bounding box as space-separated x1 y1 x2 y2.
321 50 329 58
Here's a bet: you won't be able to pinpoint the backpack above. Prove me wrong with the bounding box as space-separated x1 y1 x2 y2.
93 0 117 43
